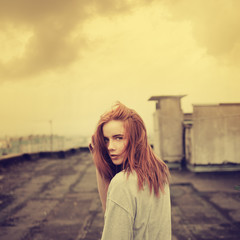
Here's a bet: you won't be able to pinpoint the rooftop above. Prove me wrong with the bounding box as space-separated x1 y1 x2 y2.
0 150 239 240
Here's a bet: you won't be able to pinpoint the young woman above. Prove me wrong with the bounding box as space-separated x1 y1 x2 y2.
89 102 171 240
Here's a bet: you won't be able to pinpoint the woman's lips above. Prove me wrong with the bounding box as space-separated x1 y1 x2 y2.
110 155 119 160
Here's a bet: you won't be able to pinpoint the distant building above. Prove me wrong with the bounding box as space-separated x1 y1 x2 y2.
149 96 240 172
184 103 240 172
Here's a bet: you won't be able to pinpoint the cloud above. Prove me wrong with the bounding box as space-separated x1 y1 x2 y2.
1 0 239 81
163 0 240 66
0 0 154 80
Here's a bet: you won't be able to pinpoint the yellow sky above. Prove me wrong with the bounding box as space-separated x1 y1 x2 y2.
0 0 240 137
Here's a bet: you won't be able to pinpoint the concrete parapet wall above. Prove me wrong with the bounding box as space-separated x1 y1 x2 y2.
0 147 89 168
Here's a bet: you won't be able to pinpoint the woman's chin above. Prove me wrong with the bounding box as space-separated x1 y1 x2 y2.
111 158 124 166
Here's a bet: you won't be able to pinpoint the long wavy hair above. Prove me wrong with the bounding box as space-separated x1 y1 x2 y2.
92 102 170 196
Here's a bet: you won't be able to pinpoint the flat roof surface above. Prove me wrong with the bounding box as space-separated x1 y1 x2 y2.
0 151 239 240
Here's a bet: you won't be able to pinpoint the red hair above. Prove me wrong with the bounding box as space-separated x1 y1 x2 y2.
92 102 170 196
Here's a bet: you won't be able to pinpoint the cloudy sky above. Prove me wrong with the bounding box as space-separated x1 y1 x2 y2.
1 0 240 137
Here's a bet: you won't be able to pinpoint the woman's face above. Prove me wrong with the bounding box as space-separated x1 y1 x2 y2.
102 120 128 165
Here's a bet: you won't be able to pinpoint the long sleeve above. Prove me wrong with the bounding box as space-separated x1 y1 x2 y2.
101 199 134 240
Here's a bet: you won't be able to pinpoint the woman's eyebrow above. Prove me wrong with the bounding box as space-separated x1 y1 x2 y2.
113 134 124 137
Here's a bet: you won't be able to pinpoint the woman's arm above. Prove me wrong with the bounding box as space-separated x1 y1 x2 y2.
89 137 109 212
96 168 109 213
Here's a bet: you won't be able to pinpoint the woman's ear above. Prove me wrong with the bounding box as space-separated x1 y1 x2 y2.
89 143 94 153
89 134 96 153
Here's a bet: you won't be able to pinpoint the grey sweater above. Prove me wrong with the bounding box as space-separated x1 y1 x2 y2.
101 171 171 240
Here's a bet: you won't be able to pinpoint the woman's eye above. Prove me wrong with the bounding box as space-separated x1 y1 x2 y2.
104 138 109 143
116 137 123 140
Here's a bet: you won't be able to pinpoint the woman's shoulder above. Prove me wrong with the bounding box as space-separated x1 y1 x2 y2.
110 171 137 186
108 171 138 194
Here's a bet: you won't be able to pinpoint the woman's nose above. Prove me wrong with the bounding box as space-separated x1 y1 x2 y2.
108 140 115 151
